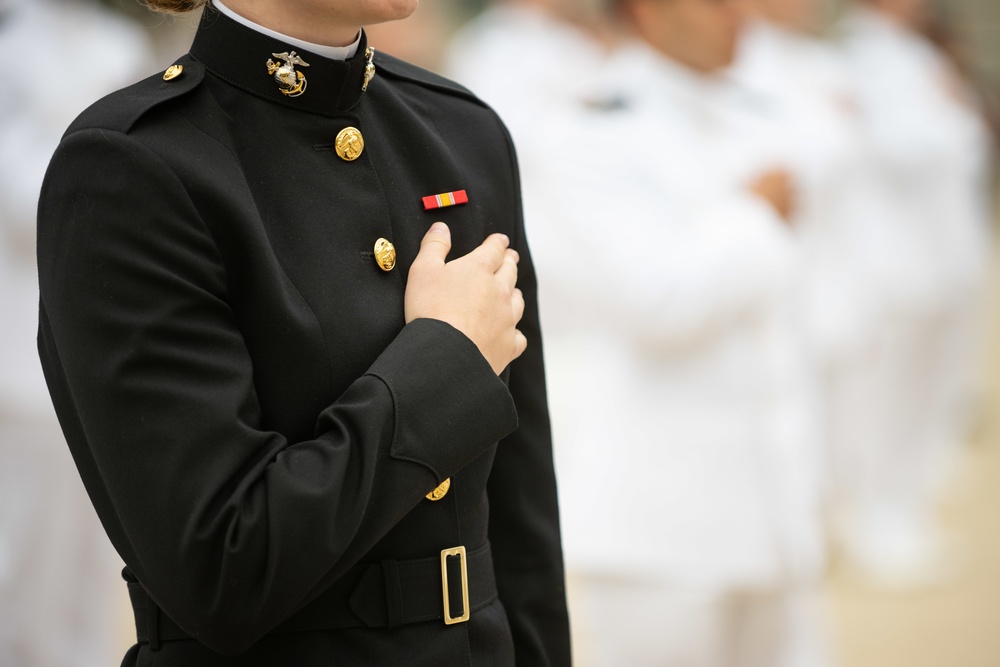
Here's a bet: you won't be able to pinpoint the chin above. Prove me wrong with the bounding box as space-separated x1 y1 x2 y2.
370 0 419 23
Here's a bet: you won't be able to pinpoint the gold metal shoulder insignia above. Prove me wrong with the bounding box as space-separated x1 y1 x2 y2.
266 51 310 97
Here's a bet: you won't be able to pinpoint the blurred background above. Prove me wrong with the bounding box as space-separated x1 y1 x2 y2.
1 0 998 665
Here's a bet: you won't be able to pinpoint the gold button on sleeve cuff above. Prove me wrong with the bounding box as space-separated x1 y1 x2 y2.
426 478 451 501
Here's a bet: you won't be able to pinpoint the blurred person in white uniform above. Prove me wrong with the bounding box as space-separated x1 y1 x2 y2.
444 0 616 150
450 1 830 665
0 0 153 664
732 0 883 361
730 0 895 574
832 0 994 586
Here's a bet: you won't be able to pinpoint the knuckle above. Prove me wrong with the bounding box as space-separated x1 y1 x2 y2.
425 239 450 254
476 253 494 271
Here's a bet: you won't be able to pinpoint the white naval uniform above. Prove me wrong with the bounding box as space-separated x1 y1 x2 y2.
0 1 154 664
832 7 994 583
449 21 829 665
444 3 609 152
732 19 882 362
730 18 893 579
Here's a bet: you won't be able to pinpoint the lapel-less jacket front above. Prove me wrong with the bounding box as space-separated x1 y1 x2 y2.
35 6 570 666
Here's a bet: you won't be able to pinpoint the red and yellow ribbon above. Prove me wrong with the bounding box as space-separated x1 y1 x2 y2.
422 189 469 210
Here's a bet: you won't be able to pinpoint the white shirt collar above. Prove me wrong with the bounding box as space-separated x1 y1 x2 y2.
212 0 360 61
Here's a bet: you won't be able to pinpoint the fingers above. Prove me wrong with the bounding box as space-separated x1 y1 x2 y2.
503 292 527 370
511 287 525 324
469 233 510 272
495 248 519 290
416 222 452 264
512 329 528 362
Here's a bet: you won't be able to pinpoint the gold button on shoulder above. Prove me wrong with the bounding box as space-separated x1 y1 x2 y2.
163 65 184 81
335 127 364 162
426 478 451 501
374 238 396 272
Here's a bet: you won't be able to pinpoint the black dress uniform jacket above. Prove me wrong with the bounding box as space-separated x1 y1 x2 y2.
36 6 570 666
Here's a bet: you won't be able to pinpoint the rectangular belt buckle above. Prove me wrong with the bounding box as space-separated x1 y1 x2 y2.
440 546 470 625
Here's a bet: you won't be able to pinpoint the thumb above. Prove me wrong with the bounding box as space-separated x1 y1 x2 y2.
417 222 451 264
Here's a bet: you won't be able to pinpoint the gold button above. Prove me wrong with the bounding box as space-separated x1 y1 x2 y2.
335 126 364 161
374 238 396 272
163 65 184 81
426 478 451 501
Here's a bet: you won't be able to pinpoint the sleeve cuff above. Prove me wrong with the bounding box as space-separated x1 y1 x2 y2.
365 318 518 481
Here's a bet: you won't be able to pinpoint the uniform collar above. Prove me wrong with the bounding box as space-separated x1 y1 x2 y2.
211 0 360 62
615 40 735 106
191 3 370 116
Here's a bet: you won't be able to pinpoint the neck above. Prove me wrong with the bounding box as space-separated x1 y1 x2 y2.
864 0 926 32
221 0 361 47
644 36 726 75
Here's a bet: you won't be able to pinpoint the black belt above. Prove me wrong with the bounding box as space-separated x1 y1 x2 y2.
130 543 497 649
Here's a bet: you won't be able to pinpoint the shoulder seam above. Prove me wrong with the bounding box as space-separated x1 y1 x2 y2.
374 53 487 109
66 56 206 136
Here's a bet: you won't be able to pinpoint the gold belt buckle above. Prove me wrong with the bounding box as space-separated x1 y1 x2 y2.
440 546 470 625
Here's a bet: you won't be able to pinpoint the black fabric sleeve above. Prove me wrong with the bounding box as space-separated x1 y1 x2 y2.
486 125 572 666
36 128 518 655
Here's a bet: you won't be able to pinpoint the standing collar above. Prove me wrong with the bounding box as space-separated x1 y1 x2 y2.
211 0 360 61
191 3 371 116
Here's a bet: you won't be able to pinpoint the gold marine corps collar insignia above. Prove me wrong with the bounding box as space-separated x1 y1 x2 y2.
362 47 376 92
267 51 310 97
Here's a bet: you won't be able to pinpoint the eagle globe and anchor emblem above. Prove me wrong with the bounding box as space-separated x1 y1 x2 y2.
266 51 310 97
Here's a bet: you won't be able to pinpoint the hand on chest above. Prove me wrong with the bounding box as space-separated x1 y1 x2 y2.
211 89 514 412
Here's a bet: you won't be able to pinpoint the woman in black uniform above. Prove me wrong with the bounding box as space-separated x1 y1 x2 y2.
35 0 570 664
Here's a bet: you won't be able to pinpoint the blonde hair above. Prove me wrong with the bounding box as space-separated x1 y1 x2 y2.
143 0 207 14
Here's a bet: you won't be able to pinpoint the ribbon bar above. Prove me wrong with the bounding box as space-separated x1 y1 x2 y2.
423 190 469 210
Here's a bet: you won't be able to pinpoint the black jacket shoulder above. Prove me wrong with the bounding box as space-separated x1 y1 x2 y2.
67 51 494 135
65 56 206 136
374 51 487 109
